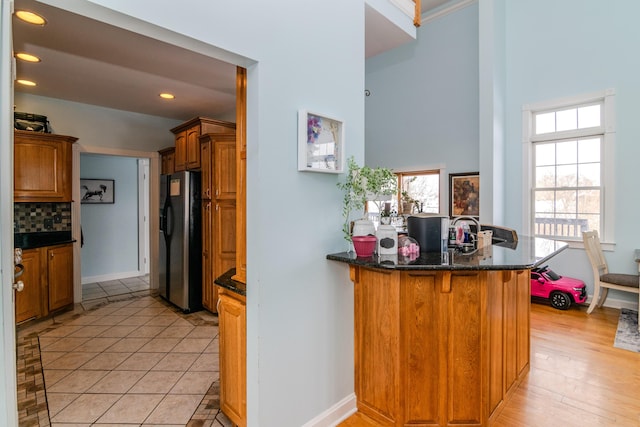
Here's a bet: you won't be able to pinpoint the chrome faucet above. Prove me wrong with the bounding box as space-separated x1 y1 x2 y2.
451 216 480 232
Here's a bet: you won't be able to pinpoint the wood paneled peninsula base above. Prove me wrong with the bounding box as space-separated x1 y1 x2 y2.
327 236 567 427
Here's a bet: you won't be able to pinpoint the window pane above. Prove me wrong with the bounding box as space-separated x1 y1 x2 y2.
578 104 601 128
401 173 439 214
535 143 556 166
578 138 600 163
556 108 577 132
555 190 576 213
556 140 577 165
577 189 600 214
578 163 600 186
535 112 555 134
556 164 577 187
535 165 555 187
534 190 555 213
581 213 600 235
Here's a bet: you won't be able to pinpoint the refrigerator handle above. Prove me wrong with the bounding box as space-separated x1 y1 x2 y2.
161 198 171 239
165 201 173 238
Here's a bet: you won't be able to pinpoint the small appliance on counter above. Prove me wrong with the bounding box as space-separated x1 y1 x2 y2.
407 214 449 253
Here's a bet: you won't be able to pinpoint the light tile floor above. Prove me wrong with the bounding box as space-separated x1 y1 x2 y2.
82 275 151 302
17 291 233 427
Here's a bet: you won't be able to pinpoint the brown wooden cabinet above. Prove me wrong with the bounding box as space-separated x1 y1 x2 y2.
350 266 530 427
200 133 237 313
217 287 246 427
47 244 74 311
159 147 175 175
202 200 214 310
15 248 43 323
171 117 236 172
14 130 76 202
15 243 74 323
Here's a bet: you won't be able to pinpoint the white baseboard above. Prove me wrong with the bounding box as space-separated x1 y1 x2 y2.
584 295 639 311
301 393 357 427
81 270 143 285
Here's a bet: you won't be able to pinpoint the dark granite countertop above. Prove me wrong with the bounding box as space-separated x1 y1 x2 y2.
15 231 75 249
327 235 568 271
214 268 246 296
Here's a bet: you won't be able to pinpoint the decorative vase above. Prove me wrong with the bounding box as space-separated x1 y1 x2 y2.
352 235 377 258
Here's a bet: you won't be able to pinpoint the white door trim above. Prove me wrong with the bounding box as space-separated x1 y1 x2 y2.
1 0 19 423
74 145 160 301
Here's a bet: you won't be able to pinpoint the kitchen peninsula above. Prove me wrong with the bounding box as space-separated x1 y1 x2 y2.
328 236 567 427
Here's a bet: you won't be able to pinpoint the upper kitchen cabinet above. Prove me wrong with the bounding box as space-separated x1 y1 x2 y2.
14 130 77 202
171 117 236 172
159 147 175 175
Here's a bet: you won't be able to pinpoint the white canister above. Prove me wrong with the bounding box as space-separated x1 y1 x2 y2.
376 225 398 255
352 219 376 237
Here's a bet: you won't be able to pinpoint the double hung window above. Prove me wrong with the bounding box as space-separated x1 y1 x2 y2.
523 89 614 244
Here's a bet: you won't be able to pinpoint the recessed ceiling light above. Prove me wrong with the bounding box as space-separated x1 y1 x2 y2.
15 52 41 63
15 10 47 25
159 93 175 100
16 79 36 87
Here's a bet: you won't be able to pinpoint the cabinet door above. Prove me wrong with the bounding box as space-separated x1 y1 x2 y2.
161 149 175 175
214 201 237 279
218 290 246 427
201 140 212 200
47 244 74 311
174 130 187 172
186 125 201 169
14 138 71 201
214 141 236 200
202 201 216 312
15 249 43 323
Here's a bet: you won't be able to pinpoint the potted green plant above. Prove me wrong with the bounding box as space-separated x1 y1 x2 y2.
337 156 397 242
401 191 415 214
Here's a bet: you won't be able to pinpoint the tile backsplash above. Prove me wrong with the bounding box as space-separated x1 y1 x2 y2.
14 203 72 233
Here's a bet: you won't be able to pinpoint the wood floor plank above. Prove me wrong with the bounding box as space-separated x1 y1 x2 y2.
341 302 640 427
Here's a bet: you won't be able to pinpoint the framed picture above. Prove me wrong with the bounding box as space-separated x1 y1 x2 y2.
80 179 115 204
449 172 479 217
298 109 344 173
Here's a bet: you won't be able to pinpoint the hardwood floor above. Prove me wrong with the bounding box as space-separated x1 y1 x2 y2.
340 302 640 427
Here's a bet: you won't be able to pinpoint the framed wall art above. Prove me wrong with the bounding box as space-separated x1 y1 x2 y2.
298 109 344 173
449 172 479 217
80 179 115 204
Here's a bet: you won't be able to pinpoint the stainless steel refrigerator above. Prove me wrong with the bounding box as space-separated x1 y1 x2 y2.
159 171 202 312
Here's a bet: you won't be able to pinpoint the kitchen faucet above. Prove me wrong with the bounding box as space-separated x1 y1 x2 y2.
451 216 481 240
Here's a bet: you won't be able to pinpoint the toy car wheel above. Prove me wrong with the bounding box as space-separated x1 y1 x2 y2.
550 291 571 310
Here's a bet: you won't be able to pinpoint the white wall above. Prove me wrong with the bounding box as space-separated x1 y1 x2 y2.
38 1 365 426
365 3 479 191
80 154 139 280
501 0 640 305
14 93 180 151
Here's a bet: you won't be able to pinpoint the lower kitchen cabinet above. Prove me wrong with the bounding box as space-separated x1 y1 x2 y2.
15 243 74 323
47 244 74 311
15 248 44 323
217 287 246 427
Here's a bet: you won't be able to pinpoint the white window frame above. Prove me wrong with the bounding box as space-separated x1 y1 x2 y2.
521 89 616 250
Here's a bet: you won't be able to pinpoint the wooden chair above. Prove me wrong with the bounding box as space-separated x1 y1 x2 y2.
582 230 640 329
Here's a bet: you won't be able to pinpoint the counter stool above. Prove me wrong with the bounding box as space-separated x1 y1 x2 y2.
582 230 640 330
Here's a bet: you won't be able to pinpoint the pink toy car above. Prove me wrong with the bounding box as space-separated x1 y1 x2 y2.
531 265 587 310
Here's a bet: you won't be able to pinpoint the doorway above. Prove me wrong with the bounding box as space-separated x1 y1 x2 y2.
78 153 151 302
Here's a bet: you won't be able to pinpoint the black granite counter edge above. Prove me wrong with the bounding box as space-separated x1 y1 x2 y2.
15 231 75 249
214 268 246 296
327 236 569 271
326 252 536 271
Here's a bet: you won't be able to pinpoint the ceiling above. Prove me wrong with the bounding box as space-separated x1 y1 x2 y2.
12 0 455 122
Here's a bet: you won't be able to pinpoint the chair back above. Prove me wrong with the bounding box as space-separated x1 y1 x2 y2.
582 230 609 277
